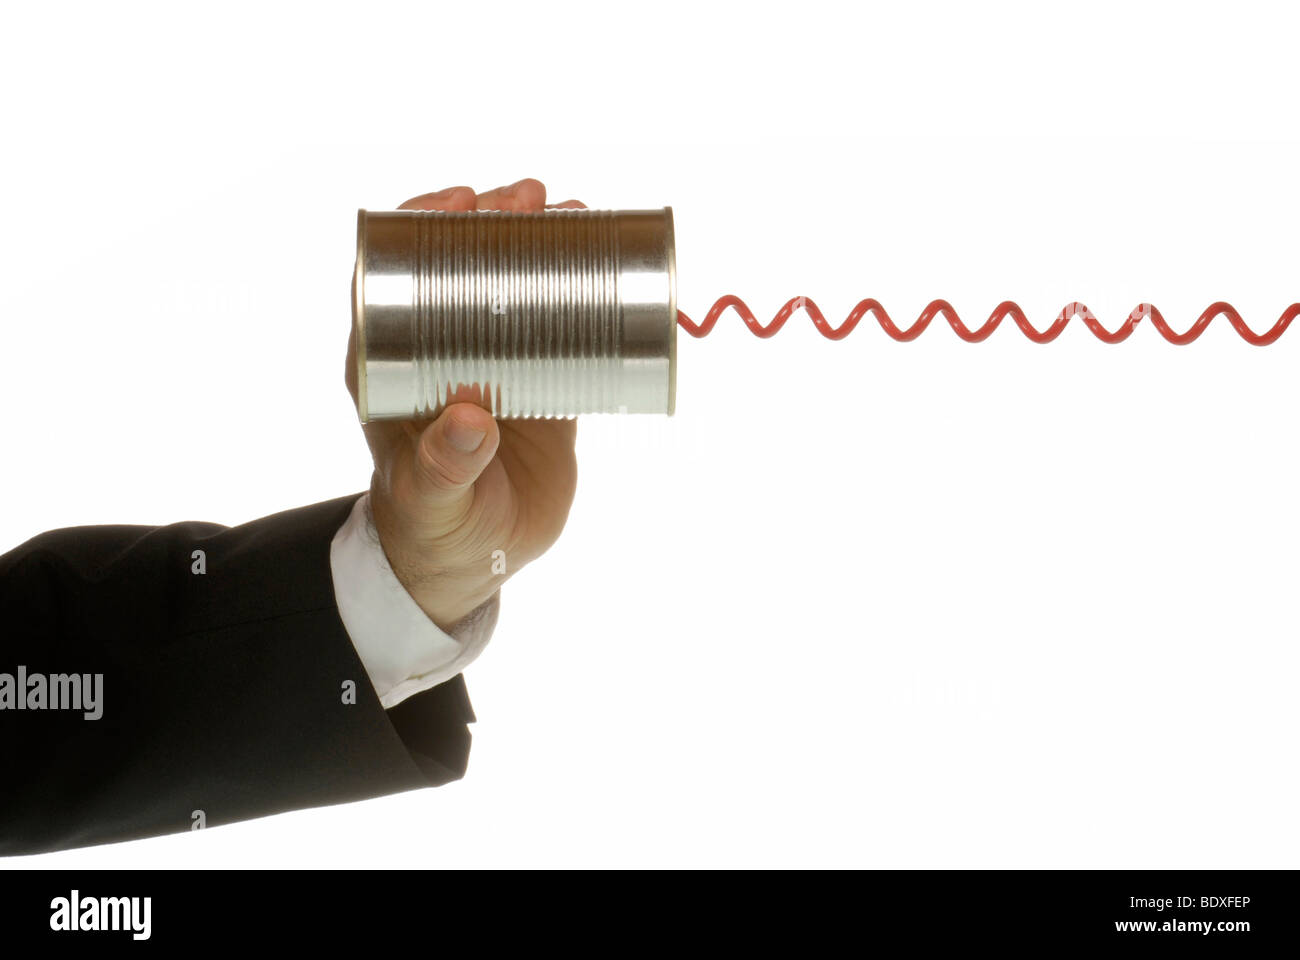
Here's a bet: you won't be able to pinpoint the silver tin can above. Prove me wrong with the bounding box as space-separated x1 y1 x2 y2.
352 207 677 421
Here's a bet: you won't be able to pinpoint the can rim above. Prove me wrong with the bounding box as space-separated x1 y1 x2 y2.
664 205 678 417
352 209 370 423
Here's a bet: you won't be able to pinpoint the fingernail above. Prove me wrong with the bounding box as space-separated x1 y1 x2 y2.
445 416 486 453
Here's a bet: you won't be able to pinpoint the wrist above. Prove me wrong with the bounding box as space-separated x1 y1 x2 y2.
372 536 496 628
403 572 499 631
363 501 501 630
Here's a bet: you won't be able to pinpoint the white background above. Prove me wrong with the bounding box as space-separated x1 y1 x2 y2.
3 0 1298 867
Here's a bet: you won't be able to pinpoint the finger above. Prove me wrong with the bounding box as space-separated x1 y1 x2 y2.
498 418 578 496
411 403 501 506
475 177 547 211
545 199 587 209
399 186 477 211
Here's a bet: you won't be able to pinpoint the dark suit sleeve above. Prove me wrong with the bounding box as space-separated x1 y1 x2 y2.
0 494 475 856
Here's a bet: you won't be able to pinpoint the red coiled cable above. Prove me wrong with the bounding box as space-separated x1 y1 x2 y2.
677 297 1300 345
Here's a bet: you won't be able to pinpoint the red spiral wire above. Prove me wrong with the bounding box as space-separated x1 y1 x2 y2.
677 297 1300 345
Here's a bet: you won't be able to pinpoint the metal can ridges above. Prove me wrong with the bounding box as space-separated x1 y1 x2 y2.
354 207 676 421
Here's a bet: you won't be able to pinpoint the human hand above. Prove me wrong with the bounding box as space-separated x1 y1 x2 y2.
345 178 582 630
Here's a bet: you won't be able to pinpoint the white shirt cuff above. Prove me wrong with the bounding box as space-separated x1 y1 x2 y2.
328 493 498 709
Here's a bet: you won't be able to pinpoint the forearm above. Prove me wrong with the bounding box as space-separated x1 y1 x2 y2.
0 496 474 856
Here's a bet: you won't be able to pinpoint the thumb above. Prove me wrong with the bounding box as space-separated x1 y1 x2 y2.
411 403 501 506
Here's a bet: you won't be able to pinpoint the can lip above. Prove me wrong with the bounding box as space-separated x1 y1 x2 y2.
352 209 370 423
664 205 678 417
